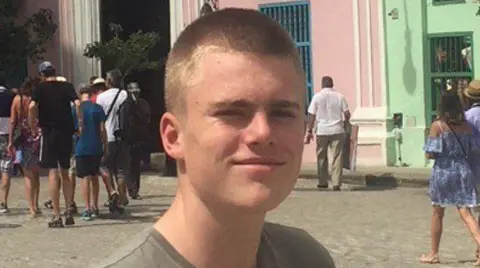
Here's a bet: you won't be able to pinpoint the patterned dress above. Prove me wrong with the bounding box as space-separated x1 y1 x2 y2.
15 96 40 171
424 130 478 207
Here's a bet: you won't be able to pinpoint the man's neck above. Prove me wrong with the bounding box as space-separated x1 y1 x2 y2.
154 182 266 268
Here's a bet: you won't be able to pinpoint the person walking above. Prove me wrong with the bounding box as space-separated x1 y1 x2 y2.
125 82 150 200
0 71 14 213
305 76 350 191
420 91 480 265
29 61 82 227
8 78 42 217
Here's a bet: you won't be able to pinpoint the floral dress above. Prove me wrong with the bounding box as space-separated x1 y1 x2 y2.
424 127 478 207
15 96 40 171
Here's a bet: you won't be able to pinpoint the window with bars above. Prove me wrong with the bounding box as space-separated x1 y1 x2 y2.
428 33 473 122
432 0 466 5
259 2 313 111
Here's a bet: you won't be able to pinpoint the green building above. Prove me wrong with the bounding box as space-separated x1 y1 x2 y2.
384 0 479 167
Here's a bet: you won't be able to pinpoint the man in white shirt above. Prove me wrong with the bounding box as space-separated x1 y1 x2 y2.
305 76 350 191
96 69 128 214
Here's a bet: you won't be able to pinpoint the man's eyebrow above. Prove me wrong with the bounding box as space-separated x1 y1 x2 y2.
209 99 301 110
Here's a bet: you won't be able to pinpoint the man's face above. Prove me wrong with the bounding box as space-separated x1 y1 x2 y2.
162 51 306 213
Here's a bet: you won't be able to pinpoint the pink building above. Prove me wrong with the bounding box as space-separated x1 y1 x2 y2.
173 0 391 166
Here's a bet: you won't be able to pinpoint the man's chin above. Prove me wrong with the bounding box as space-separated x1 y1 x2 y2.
227 185 291 213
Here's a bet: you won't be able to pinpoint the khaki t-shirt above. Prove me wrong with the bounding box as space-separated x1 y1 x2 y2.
94 222 335 268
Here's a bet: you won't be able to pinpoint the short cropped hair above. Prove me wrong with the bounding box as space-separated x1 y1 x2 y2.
165 8 303 115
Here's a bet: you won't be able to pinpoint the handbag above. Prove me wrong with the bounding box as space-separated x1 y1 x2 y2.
11 95 24 147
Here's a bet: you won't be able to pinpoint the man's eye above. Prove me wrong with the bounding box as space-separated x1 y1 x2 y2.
215 109 246 117
271 110 297 118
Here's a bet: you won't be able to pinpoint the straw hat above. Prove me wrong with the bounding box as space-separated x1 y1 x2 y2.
464 80 480 100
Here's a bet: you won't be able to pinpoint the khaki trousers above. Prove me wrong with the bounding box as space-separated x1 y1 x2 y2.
316 133 345 187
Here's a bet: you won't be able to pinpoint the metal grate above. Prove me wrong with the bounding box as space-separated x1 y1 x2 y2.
259 2 313 109
428 33 473 122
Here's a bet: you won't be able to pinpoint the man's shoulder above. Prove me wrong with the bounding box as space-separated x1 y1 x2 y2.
93 228 158 268
264 222 336 267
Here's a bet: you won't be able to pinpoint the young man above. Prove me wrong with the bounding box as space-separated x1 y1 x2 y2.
0 71 14 213
305 76 350 191
98 8 335 268
73 84 107 221
96 70 129 214
29 61 82 227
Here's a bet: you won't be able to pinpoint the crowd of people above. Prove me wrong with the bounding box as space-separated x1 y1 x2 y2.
0 62 151 227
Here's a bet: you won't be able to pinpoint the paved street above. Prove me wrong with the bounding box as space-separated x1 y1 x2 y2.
0 175 477 268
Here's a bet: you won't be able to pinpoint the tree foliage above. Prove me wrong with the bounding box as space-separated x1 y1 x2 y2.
0 0 57 75
84 23 161 79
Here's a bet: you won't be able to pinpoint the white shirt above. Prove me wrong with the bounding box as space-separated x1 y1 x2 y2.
307 88 349 135
96 88 128 142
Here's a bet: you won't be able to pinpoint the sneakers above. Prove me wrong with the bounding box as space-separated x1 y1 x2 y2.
91 208 100 218
0 203 9 213
80 210 93 221
70 201 78 215
64 209 75 226
48 216 64 228
44 200 53 209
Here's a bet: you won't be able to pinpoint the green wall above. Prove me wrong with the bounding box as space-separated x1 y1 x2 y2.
384 0 480 167
384 0 429 167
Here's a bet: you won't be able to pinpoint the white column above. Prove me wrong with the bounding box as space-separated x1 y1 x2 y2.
366 0 374 107
170 0 185 47
352 0 361 108
70 0 101 86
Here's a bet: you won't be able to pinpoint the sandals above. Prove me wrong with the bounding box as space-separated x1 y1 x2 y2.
420 254 440 264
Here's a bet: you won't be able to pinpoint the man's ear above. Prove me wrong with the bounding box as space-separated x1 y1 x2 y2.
159 112 184 159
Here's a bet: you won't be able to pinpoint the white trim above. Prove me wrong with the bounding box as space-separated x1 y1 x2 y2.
366 0 374 107
353 0 361 108
378 0 387 107
170 0 184 47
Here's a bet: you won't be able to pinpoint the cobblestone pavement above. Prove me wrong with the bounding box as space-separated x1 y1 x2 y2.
0 176 477 268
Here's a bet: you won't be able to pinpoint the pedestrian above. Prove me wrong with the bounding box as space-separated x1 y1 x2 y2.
462 79 480 260
90 77 106 103
73 84 107 221
28 61 82 228
125 82 150 199
97 8 335 268
8 78 42 218
0 71 14 213
305 76 350 191
96 69 129 214
420 91 480 265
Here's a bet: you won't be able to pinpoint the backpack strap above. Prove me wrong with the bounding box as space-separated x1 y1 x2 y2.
106 89 122 119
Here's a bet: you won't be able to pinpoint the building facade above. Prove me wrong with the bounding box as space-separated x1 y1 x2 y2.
21 0 479 167
384 0 480 167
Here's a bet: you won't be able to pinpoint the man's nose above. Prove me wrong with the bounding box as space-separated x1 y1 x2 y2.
243 112 274 146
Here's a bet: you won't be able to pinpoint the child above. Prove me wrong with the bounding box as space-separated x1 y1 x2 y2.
73 84 107 220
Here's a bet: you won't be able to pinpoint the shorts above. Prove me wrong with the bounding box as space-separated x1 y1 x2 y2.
0 134 12 174
106 141 130 180
39 128 73 169
76 155 102 178
18 146 39 171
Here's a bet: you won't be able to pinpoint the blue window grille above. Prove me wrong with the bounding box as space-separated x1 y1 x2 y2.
259 1 313 109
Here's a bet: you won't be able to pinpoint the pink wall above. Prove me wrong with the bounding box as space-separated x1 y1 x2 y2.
188 0 384 163
20 0 61 79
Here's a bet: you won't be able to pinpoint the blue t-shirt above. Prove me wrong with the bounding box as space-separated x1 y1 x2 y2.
72 101 106 156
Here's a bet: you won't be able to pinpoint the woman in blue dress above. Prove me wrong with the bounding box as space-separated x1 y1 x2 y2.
421 92 480 265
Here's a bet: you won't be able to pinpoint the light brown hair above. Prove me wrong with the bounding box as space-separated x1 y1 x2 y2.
164 8 304 115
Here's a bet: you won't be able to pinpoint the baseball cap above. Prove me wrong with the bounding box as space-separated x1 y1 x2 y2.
127 82 141 93
92 77 106 85
76 83 90 94
38 61 55 73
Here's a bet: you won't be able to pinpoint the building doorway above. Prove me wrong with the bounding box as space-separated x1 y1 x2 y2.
100 0 170 154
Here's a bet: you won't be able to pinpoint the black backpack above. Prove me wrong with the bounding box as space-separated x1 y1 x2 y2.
113 91 149 145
